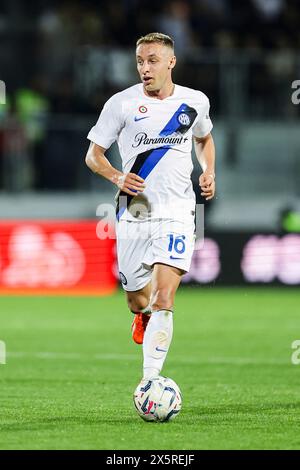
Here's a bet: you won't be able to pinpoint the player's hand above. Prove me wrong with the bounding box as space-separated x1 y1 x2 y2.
199 172 215 201
116 173 146 196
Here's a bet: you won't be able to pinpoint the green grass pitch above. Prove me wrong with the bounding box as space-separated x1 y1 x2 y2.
0 287 300 450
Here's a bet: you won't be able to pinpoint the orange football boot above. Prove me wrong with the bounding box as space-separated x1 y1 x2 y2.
131 313 151 344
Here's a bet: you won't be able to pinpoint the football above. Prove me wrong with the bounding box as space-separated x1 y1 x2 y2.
133 376 182 422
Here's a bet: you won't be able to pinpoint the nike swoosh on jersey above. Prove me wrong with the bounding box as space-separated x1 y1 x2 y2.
134 116 150 122
169 256 184 260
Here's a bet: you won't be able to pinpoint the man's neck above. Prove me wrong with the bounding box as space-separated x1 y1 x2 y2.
144 82 175 100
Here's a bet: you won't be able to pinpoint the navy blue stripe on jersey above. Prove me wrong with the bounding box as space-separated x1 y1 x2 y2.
117 205 126 221
116 148 153 221
116 147 170 221
160 103 198 136
137 146 170 180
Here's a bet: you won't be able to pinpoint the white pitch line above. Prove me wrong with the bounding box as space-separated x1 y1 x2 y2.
7 352 137 361
6 351 289 365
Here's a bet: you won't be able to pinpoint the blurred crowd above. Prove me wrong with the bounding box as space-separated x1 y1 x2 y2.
1 0 300 113
0 0 299 191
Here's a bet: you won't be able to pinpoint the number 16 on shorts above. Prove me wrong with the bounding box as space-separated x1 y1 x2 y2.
168 234 186 256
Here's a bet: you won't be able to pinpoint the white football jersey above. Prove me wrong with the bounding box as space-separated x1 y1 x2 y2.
87 83 213 221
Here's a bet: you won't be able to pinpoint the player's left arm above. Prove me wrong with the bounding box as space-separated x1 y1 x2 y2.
194 133 216 201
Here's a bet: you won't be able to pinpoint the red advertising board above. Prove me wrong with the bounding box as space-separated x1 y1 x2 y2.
0 221 117 295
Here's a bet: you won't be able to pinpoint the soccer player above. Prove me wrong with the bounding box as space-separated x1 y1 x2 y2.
86 32 215 381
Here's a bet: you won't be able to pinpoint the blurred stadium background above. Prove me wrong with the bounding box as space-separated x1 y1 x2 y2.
0 0 300 293
1 0 300 450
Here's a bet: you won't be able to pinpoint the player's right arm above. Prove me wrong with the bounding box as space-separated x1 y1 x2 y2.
85 142 145 196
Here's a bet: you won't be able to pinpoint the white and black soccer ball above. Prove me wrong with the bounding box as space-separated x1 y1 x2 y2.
133 376 182 422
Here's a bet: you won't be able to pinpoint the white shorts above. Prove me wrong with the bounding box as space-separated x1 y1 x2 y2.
116 217 195 291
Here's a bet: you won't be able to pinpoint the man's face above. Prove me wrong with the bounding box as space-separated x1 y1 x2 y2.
136 42 176 92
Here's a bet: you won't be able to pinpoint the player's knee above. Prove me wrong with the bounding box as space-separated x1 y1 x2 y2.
151 288 174 311
126 293 149 313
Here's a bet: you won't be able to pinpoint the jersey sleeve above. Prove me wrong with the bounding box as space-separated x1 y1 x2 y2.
87 94 123 149
192 95 213 138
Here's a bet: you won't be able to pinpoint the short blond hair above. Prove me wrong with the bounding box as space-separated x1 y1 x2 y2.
136 32 174 51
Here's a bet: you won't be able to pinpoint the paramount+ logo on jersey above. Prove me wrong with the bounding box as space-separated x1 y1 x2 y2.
132 105 197 148
132 133 189 148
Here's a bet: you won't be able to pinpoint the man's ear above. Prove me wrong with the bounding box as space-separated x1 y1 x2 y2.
169 55 177 69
